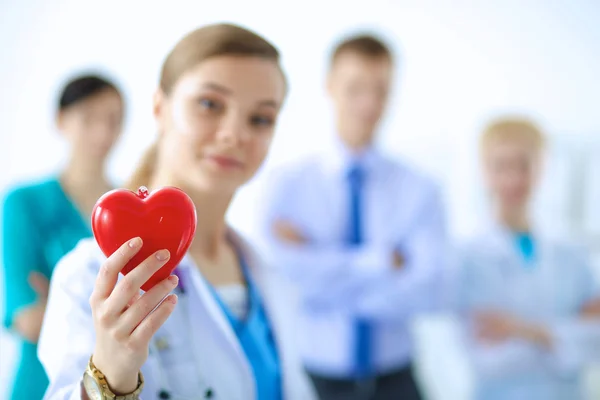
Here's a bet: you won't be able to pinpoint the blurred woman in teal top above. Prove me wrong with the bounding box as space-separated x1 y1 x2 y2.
2 74 125 399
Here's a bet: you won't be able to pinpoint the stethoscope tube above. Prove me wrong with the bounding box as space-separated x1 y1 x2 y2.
148 269 215 400
152 243 253 400
149 271 191 400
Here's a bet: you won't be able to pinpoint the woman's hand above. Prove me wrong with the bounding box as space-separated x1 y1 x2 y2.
581 298 600 318
89 237 179 394
13 271 50 343
474 311 552 349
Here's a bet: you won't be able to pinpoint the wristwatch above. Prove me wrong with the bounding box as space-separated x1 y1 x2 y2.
82 355 144 400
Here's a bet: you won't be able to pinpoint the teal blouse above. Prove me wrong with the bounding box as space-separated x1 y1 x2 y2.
514 232 536 266
2 177 92 400
208 250 282 400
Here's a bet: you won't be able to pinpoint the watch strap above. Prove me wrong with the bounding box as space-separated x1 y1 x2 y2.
85 355 144 400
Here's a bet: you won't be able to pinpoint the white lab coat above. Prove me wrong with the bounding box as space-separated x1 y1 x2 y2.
453 224 600 400
38 232 316 400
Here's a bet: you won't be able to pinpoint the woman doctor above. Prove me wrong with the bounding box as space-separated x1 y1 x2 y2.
455 117 600 400
37 23 314 400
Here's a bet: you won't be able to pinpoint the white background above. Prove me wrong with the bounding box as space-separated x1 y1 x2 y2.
1 0 599 398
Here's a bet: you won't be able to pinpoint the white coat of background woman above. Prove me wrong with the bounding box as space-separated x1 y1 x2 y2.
454 117 600 400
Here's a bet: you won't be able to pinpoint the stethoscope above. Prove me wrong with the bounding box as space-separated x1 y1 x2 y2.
148 241 255 400
148 268 215 400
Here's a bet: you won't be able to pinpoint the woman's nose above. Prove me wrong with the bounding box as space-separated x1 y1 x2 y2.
217 116 247 145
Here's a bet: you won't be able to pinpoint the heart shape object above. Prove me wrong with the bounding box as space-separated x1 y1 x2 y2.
91 186 197 291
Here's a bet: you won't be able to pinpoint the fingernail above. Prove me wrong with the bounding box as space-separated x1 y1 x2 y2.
128 237 142 248
155 249 170 261
168 294 178 304
168 275 179 285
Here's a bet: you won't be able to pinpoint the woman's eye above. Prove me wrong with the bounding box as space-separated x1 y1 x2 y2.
199 98 221 110
250 115 274 127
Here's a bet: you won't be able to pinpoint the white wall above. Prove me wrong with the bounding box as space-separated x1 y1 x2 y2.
1 0 599 398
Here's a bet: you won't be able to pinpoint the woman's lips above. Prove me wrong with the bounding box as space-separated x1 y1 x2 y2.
205 154 244 169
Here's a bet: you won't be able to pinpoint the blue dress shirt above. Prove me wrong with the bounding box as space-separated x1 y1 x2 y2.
257 140 447 378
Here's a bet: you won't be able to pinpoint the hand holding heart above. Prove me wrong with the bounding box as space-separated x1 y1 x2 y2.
88 187 197 394
90 238 179 394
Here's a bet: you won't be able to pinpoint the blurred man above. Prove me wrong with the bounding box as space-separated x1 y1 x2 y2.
258 34 447 399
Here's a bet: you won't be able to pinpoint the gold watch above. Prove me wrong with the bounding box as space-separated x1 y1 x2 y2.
82 355 144 400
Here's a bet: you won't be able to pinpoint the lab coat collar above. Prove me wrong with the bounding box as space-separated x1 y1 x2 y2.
175 229 257 398
482 218 551 268
485 218 545 247
227 230 315 400
174 228 261 274
173 228 265 339
173 228 314 399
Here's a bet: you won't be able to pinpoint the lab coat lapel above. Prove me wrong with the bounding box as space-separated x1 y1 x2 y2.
527 224 558 315
226 232 283 342
226 232 286 358
180 254 253 389
486 222 521 272
487 219 548 265
529 224 553 271
486 221 556 316
228 231 316 400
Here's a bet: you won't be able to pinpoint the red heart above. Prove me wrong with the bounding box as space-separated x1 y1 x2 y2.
91 186 197 291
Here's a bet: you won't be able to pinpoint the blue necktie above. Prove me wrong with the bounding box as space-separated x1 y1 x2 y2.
346 164 371 377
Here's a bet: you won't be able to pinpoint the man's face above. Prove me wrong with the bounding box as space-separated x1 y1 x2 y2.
327 52 393 149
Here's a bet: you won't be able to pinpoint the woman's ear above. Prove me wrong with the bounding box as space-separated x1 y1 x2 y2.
55 111 72 141
152 89 162 118
153 89 167 127
55 111 66 133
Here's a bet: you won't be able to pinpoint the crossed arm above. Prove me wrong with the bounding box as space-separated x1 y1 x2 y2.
456 252 600 379
259 174 446 321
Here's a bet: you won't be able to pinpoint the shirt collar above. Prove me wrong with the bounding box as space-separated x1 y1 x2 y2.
321 134 383 179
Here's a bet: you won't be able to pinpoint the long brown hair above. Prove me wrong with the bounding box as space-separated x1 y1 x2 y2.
125 23 284 191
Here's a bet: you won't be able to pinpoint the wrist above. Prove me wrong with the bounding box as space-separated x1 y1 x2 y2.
106 373 139 395
90 354 140 394
521 323 553 348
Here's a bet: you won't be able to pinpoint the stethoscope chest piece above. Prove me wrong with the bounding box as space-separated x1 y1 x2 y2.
156 387 214 399
158 389 171 399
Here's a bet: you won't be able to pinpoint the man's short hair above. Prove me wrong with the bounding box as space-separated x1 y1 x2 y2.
329 33 393 66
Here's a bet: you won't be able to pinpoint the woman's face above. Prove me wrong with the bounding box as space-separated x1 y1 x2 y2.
58 89 124 163
154 55 286 195
482 139 543 211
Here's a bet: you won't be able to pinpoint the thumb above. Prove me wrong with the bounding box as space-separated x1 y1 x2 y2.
28 271 50 300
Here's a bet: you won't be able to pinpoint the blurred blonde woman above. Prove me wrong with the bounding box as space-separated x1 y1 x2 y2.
455 117 600 400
